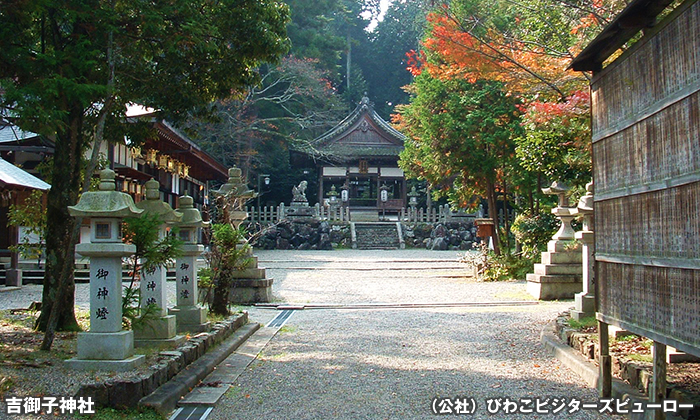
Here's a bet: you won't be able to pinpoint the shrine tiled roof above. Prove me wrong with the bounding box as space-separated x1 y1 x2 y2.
307 97 406 160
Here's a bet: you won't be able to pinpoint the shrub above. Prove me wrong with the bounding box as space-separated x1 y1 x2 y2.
511 212 559 258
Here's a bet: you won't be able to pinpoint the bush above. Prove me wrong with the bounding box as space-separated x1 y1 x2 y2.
462 243 535 281
511 212 559 258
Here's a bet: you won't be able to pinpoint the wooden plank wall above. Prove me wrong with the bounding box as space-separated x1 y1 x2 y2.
592 0 700 356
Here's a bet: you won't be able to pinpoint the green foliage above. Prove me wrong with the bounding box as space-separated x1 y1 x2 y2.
511 212 559 258
461 244 534 281
7 190 46 264
123 214 183 279
462 243 534 281
0 0 290 335
205 224 253 316
121 214 183 329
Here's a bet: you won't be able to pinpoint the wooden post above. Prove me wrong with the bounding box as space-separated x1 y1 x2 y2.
652 341 667 420
598 320 611 398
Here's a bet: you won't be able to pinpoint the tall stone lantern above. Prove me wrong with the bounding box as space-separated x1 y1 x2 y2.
572 181 595 320
133 179 184 348
169 195 211 333
66 169 145 370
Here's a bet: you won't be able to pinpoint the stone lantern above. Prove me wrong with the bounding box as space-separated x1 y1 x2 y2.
213 167 256 228
572 181 595 320
66 169 145 370
407 186 419 209
133 179 184 347
169 195 211 332
526 181 583 300
542 181 577 242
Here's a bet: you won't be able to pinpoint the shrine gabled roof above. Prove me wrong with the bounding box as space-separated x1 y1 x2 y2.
312 97 406 156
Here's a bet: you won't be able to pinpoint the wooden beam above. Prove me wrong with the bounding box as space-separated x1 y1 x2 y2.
652 341 667 420
598 320 612 397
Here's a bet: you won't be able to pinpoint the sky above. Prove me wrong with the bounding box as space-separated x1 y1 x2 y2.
366 0 394 31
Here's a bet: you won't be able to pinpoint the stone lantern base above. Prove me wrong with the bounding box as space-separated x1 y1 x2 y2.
133 315 186 349
65 330 145 371
169 306 211 333
526 240 583 300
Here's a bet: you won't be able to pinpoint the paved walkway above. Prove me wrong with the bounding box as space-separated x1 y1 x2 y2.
208 250 622 420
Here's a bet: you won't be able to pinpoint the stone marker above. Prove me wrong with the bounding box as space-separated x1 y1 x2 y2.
169 195 211 333
66 169 145 371
133 179 185 348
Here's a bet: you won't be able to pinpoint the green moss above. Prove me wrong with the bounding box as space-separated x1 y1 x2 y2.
567 316 597 330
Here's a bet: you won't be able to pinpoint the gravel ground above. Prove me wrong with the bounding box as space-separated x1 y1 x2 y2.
0 249 623 419
208 250 624 420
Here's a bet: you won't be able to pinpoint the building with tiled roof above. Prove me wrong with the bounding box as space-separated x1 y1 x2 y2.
296 97 407 215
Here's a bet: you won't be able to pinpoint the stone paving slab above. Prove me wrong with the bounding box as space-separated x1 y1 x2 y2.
179 325 282 406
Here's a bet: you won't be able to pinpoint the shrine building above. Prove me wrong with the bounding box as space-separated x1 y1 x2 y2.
296 97 407 218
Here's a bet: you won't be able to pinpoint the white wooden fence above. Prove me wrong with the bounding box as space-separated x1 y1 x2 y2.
247 203 488 224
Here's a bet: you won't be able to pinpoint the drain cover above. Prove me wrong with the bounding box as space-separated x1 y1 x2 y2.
169 405 213 420
266 309 294 328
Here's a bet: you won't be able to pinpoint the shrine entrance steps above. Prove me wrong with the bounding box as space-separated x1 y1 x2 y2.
351 222 404 250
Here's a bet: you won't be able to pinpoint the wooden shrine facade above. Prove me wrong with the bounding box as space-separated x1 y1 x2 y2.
299 97 407 212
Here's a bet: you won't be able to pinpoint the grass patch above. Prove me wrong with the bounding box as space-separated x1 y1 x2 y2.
628 353 653 363
77 407 165 420
278 325 298 334
567 316 597 330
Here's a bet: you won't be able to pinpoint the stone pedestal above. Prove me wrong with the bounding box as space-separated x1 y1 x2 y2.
286 202 318 221
66 243 145 370
230 250 273 304
571 230 595 320
5 268 22 287
527 239 583 300
169 245 210 333
571 181 595 320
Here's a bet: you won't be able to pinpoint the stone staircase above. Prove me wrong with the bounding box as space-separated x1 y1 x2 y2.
352 222 403 250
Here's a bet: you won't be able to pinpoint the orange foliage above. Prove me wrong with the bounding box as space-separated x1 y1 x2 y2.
418 12 576 99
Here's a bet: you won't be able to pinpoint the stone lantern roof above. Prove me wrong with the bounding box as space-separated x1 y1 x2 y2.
68 169 143 218
136 179 182 223
176 195 209 228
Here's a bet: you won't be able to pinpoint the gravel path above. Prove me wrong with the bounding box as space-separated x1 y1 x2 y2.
208 250 623 420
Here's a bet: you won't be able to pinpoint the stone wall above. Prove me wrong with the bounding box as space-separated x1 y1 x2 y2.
252 220 351 250
402 222 479 251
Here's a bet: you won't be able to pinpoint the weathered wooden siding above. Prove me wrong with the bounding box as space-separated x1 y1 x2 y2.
592 0 700 356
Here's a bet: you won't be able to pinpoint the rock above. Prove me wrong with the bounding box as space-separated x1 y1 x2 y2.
431 237 449 251
276 238 290 250
297 243 311 251
319 233 332 250
278 223 293 239
431 224 447 239
319 221 331 233
290 233 306 248
460 241 473 251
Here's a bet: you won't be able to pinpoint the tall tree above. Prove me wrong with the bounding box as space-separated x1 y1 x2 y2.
397 74 523 255
357 0 428 119
0 0 289 348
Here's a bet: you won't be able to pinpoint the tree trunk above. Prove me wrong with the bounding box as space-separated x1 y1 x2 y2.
486 179 501 256
36 112 84 339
